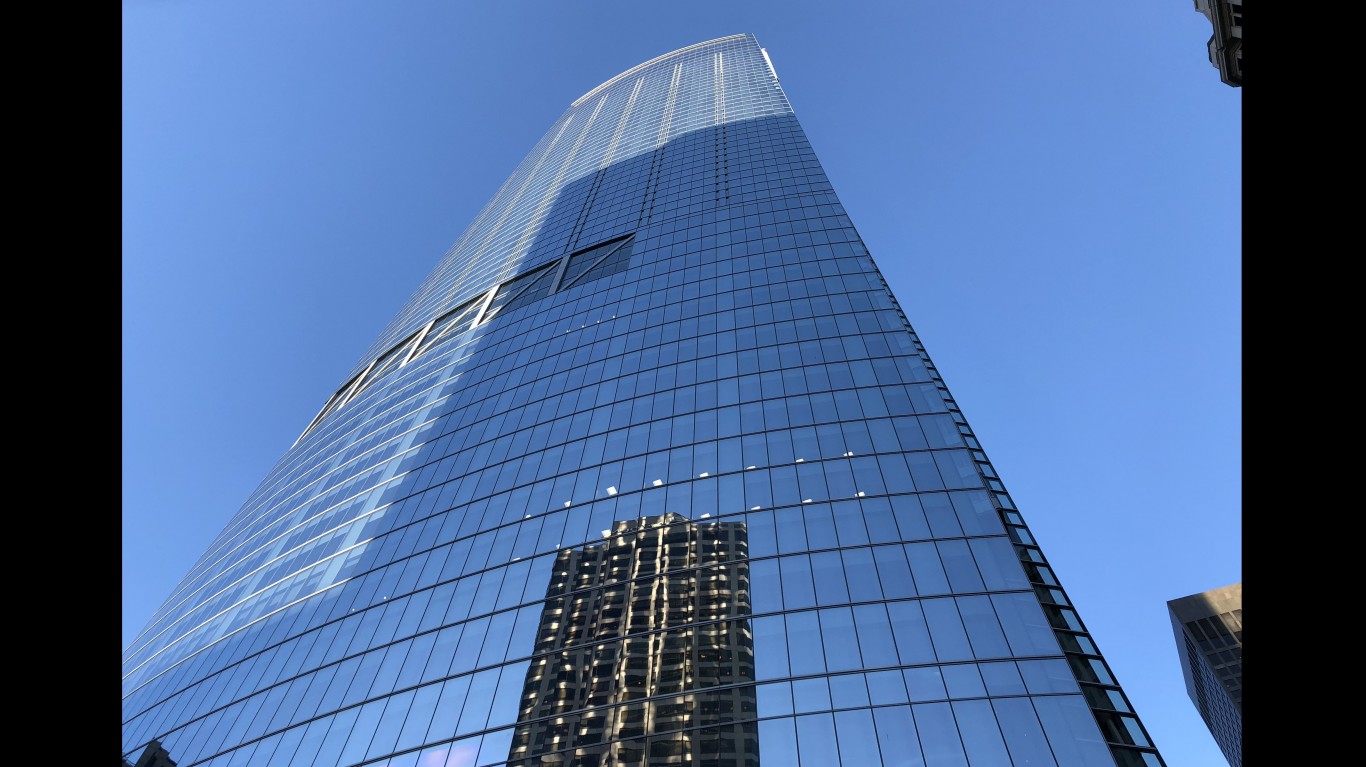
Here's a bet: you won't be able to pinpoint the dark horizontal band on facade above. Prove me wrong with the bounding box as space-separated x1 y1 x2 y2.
258 223 879 516
297 234 639 445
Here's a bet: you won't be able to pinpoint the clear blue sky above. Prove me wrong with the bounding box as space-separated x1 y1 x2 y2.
123 3 1240 766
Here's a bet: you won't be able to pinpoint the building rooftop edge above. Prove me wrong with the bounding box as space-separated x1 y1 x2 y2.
572 34 752 107
1167 581 1241 622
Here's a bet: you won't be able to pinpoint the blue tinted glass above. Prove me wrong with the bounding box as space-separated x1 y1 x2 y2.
872 545 918 599
890 494 932 540
968 537 1030 590
937 539 986 592
866 669 910 705
835 708 884 765
819 607 863 672
904 666 948 702
795 713 840 767
957 595 1013 659
887 600 938 666
978 662 1028 696
832 499 871 546
992 592 1064 656
862 496 901 543
873 706 927 767
949 491 1003 535
1019 659 1080 694
751 558 785 614
786 611 827 676
952 699 1013 767
123 35 1163 767
991 697 1059 767
911 702 970 767
922 598 974 662
828 673 871 708
758 718 801 765
853 603 901 668
753 615 790 681
780 554 818 609
1031 695 1115 767
841 546 883 602
941 664 987 698
905 542 951 595
757 681 795 718
812 551 851 605
792 676 833 714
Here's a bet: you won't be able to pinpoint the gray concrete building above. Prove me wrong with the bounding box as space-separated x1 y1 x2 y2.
1193 0 1243 86
1167 583 1241 766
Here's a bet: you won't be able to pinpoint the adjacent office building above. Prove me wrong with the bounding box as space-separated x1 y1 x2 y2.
1168 583 1241 767
122 35 1167 767
1193 0 1243 86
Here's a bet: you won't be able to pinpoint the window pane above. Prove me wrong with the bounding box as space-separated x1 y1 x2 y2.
758 717 800 765
949 491 1004 536
792 676 832 714
991 697 1058 767
968 537 1029 590
978 662 1027 696
795 713 840 767
937 540 986 593
787 611 827 676
941 664 986 698
991 593 1062 656
853 603 901 668
812 551 851 606
780 555 817 609
922 598 974 662
1018 659 1078 694
828 673 870 709
956 596 1012 659
904 666 948 703
873 545 917 599
867 668 910 705
905 543 951 596
819 607 863 672
951 699 1013 767
911 702 969 767
887 600 937 665
1031 695 1115 767
835 709 883 766
890 494 932 540
872 706 927 767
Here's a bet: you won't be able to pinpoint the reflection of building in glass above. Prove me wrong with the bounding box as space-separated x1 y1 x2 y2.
509 513 757 766
124 34 1170 767
122 739 177 767
1168 583 1242 767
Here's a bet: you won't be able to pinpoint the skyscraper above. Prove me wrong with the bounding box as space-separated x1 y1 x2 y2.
122 34 1167 767
1167 583 1241 767
1192 0 1243 87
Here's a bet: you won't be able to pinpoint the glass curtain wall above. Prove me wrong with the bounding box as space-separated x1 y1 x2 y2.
123 34 1165 767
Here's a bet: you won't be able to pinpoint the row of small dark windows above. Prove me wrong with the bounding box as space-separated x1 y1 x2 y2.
299 233 637 442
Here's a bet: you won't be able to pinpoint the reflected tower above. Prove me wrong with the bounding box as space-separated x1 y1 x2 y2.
509 514 756 766
124 35 1167 767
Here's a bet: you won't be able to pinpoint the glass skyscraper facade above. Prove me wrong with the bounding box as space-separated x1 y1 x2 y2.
122 34 1166 767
